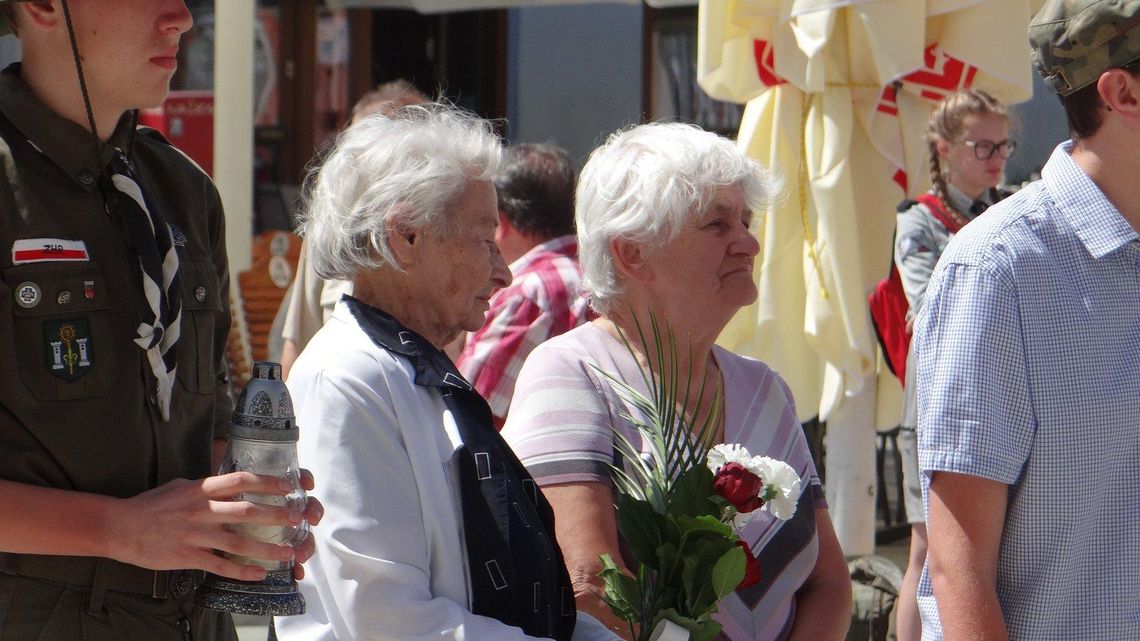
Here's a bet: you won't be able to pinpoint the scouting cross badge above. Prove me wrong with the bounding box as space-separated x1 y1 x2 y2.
43 318 93 381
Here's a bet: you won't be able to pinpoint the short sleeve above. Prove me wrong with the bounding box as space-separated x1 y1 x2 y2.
894 204 939 315
771 375 825 504
501 342 619 487
914 260 1034 484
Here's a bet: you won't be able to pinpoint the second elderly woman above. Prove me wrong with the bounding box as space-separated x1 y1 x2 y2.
502 123 851 641
275 104 618 641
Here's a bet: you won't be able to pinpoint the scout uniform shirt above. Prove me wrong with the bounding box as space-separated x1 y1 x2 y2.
0 64 234 638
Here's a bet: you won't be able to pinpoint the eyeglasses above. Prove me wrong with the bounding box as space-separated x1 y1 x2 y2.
962 139 1017 160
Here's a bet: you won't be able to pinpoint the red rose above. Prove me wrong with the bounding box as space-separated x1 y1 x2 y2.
713 462 765 513
736 540 762 590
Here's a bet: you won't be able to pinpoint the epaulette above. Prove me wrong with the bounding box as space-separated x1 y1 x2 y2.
896 198 919 213
136 125 175 148
135 125 210 177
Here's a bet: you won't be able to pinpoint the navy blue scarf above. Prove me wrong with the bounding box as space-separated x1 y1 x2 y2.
345 297 576 640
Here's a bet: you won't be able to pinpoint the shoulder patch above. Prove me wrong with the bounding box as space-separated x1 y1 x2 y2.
897 229 932 259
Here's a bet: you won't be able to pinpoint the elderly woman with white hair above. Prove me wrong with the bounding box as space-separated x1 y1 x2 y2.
502 123 851 641
275 104 619 641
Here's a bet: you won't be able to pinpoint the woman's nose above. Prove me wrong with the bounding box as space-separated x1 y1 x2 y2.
734 222 761 257
490 245 513 290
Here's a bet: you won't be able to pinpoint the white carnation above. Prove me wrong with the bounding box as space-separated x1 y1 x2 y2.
705 443 753 474
752 457 802 520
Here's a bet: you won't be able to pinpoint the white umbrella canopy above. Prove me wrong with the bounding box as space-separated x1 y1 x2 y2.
326 0 692 11
701 0 1045 424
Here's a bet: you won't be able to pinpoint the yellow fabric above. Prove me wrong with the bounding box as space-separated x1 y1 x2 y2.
701 0 1044 422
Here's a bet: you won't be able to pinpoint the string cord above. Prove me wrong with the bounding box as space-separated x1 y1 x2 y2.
60 0 103 160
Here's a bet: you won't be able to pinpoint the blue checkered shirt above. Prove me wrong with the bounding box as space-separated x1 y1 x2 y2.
914 141 1140 640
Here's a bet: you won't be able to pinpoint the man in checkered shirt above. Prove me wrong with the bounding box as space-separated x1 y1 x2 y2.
914 1 1140 639
457 143 591 429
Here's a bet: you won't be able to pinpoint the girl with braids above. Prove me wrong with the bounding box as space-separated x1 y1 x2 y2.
893 88 1014 641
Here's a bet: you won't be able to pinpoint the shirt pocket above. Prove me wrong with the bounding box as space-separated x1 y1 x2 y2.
176 260 223 395
3 263 118 401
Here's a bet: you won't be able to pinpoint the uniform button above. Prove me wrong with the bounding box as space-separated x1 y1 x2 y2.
194 286 206 302
77 169 95 185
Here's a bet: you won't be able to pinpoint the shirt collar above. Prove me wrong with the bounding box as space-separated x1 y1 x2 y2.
1041 140 1138 259
945 184 975 215
945 184 994 220
342 296 473 391
0 63 136 192
508 234 578 274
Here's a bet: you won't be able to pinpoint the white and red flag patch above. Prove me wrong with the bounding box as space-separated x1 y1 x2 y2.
11 239 90 265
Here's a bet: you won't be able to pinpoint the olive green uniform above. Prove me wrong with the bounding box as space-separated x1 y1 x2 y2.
0 64 237 641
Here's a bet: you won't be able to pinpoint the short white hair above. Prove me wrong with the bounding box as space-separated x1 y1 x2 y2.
300 102 502 280
576 122 776 314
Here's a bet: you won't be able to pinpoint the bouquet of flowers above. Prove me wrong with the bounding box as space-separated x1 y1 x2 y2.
592 319 802 641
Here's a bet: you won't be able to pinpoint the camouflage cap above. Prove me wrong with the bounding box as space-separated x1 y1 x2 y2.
1029 0 1140 96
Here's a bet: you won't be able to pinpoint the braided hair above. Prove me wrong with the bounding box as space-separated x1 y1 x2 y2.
925 89 1008 219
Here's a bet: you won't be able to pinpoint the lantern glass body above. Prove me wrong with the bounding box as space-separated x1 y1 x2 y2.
218 437 308 570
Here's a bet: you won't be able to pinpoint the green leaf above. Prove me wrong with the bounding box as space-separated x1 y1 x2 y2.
710 545 746 601
673 514 734 540
656 608 724 641
678 537 736 616
616 494 665 569
666 465 717 519
654 541 681 573
598 554 641 623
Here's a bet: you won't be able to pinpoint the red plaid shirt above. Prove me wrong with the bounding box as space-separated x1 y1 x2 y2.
457 235 592 425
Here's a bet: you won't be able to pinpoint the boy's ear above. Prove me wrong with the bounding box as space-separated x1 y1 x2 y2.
19 2 63 31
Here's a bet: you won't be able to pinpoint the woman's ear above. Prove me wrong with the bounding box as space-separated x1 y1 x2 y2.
935 137 951 160
386 223 419 269
610 237 652 284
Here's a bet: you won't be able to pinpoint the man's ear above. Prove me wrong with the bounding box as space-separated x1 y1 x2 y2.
1098 67 1140 114
610 237 652 284
495 210 513 243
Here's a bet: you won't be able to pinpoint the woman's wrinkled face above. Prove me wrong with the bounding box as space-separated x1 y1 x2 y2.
411 180 511 344
641 183 760 323
940 112 1010 199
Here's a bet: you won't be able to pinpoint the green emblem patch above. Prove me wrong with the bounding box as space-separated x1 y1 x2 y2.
43 318 93 381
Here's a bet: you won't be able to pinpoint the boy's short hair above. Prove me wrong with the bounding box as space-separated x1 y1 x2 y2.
0 3 20 37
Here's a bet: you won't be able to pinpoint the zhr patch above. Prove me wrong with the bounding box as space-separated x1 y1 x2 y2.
12 239 90 265
43 318 93 381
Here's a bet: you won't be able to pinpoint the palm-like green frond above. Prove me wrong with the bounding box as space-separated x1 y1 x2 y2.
590 312 723 513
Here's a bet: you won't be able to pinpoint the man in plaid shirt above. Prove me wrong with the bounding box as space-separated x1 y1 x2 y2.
457 144 591 429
